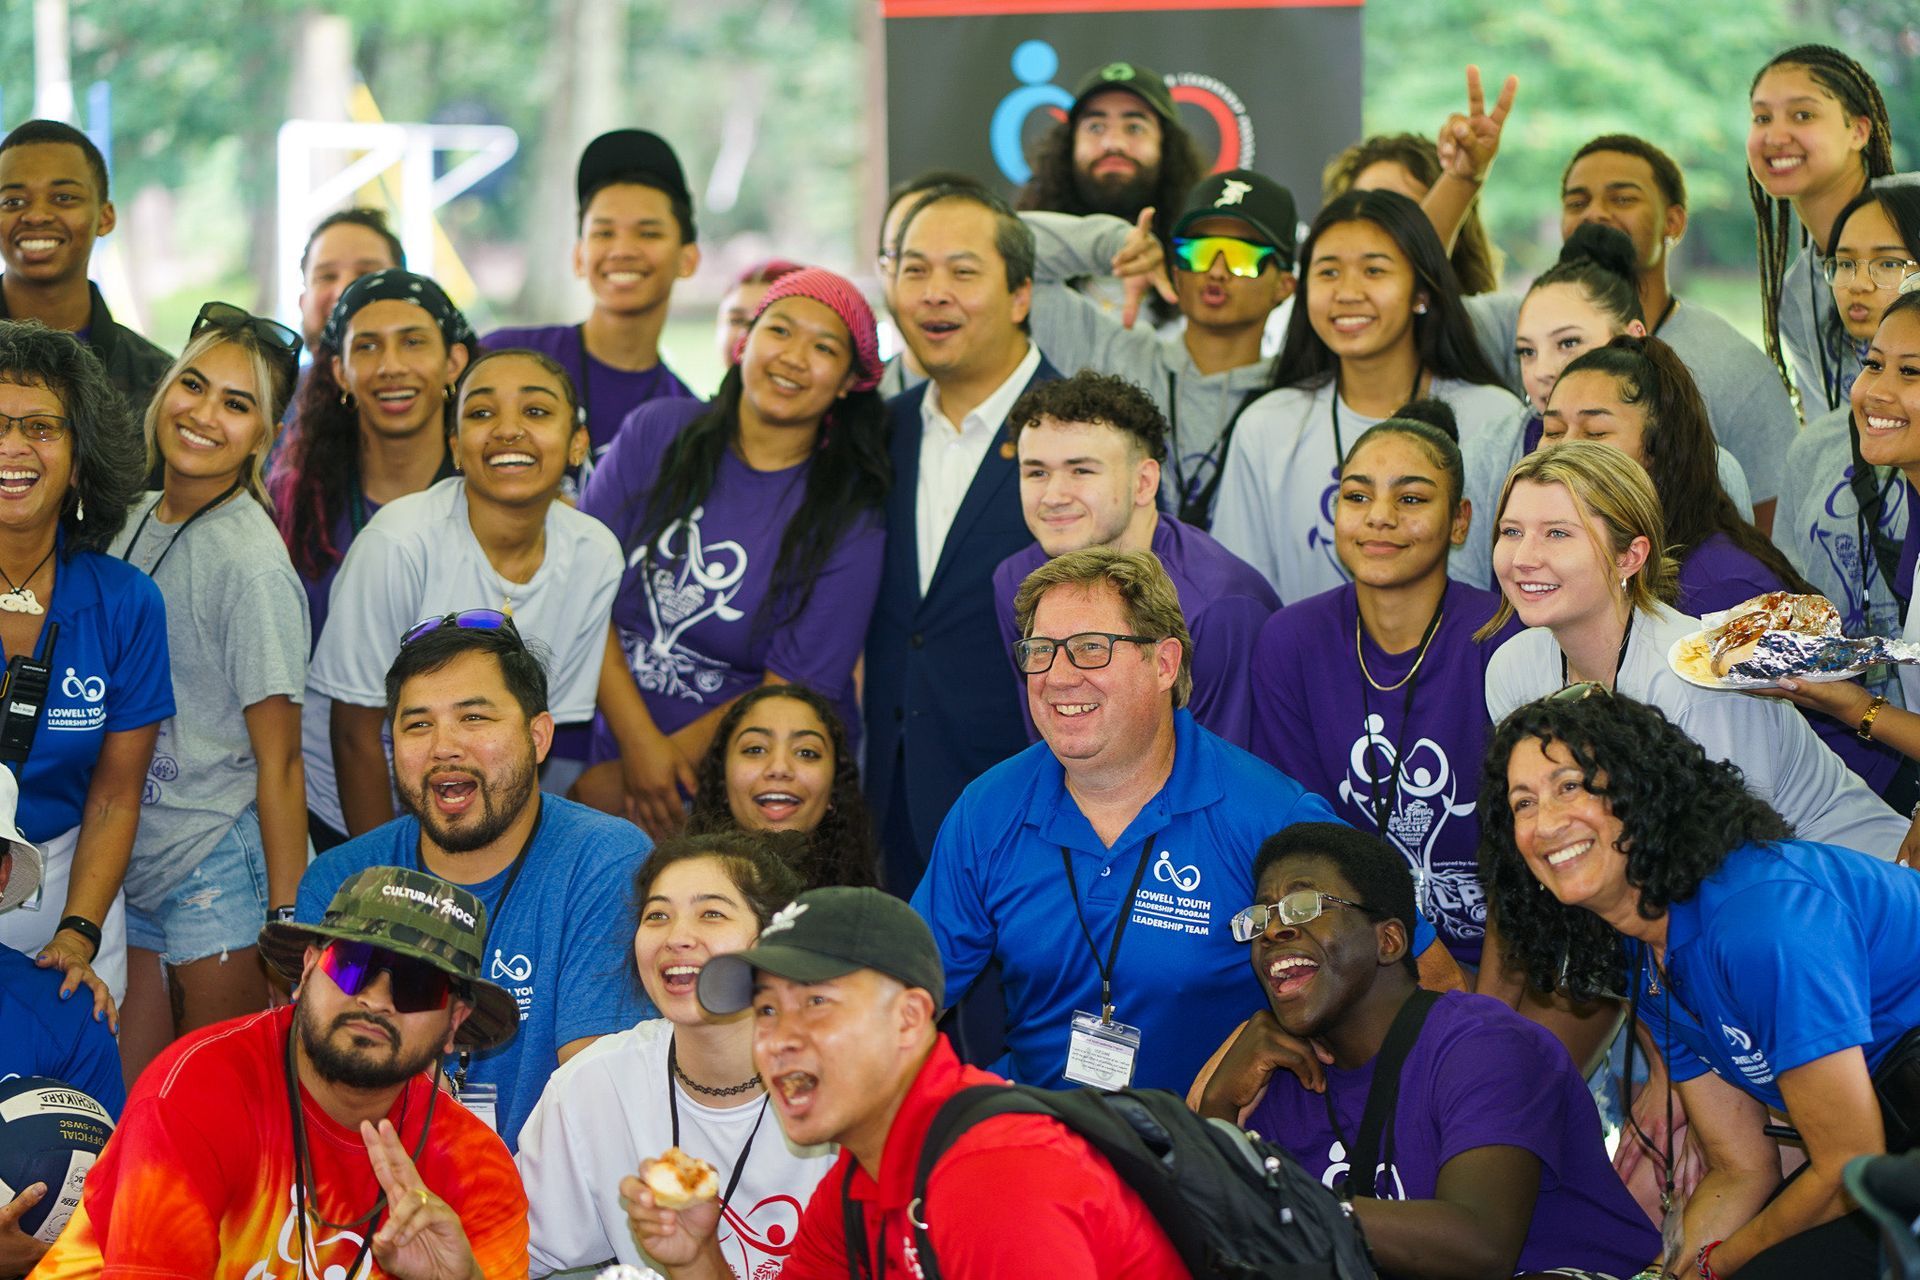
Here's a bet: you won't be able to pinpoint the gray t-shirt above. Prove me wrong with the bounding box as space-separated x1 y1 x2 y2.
1467 292 1796 505
108 491 310 909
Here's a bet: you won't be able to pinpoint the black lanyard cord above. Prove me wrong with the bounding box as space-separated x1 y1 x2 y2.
448 798 542 1089
1329 369 1425 465
1560 610 1635 688
118 479 245 579
666 1035 768 1210
1060 836 1156 1023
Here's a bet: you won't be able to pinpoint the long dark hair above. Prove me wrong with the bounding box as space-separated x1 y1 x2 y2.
1831 185 1920 616
1555 335 1813 594
1015 116 1207 250
633 362 889 631
1479 691 1792 1000
1526 222 1644 330
1749 45 1896 399
686 683 878 890
273 326 464 581
1271 189 1505 393
0 321 144 555
1322 132 1502 295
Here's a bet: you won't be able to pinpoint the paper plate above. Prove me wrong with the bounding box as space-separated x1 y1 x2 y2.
1667 630 1868 691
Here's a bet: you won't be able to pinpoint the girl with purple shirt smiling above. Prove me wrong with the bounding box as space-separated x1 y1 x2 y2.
574 268 888 838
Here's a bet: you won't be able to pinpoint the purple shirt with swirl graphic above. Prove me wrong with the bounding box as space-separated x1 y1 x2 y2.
1249 580 1520 966
578 398 883 754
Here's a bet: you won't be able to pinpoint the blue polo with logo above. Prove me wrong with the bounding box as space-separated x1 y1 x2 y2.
1632 839 1920 1112
5 548 173 842
913 708 1344 1092
296 795 653 1151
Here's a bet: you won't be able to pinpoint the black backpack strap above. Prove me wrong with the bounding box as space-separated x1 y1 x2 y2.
1176 387 1264 530
906 1085 1063 1280
1346 988 1440 1199
841 1160 871 1280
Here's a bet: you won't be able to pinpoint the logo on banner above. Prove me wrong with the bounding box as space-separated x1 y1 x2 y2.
988 39 1254 186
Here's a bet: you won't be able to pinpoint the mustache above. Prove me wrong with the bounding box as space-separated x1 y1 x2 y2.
331 1010 401 1043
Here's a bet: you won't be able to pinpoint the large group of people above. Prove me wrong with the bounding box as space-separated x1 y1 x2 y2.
4 38 1920 1280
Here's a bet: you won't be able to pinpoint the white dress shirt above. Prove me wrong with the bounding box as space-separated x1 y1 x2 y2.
915 342 1040 594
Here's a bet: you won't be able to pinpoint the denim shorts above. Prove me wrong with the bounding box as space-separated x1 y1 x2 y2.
124 804 269 966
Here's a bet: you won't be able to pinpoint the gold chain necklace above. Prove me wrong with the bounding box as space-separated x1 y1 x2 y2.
1355 609 1445 693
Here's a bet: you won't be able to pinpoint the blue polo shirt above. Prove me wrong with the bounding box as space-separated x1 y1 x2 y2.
4 548 173 842
0 942 126 1116
913 709 1343 1092
296 795 654 1151
1633 839 1920 1112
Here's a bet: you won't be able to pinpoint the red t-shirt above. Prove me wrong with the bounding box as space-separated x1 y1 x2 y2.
30 1006 527 1280
780 1037 1185 1279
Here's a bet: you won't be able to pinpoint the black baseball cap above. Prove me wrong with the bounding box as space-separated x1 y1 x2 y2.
576 129 694 231
698 887 946 1016
1070 62 1177 125
1173 170 1300 263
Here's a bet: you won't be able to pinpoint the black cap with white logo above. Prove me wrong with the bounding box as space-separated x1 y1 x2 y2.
698 887 946 1016
1172 169 1300 264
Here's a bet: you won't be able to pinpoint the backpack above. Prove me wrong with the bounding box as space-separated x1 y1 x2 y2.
843 1083 1378 1279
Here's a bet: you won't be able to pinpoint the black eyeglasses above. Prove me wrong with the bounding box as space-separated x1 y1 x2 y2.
192 301 304 378
318 940 461 1013
398 608 525 650
1230 890 1384 943
0 413 70 443
1012 631 1161 675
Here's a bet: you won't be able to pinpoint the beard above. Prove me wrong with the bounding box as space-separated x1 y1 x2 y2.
1071 162 1159 220
397 752 538 853
297 996 446 1090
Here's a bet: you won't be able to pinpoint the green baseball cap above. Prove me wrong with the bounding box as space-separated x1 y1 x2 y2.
258 867 519 1051
1070 62 1178 125
698 887 946 1016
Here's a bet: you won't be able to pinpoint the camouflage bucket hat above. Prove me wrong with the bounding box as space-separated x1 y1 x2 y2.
258 867 519 1051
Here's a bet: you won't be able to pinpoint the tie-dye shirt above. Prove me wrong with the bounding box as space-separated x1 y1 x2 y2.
30 1007 527 1280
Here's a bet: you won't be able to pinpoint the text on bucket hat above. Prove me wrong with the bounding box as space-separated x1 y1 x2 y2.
697 886 945 1016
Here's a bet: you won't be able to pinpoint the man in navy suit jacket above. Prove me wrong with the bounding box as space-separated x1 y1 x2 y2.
866 185 1060 897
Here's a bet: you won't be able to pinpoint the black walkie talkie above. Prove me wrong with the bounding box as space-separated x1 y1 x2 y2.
0 621 58 771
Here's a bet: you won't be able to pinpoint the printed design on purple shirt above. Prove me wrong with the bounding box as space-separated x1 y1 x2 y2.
622 504 749 701
1339 715 1485 943
1319 1135 1408 1200
1306 465 1345 585
1812 466 1906 636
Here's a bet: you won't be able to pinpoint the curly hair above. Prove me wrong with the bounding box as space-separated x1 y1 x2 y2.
1016 115 1207 250
1007 369 1167 464
685 684 879 890
1478 691 1791 1000
635 829 807 933
0 320 145 555
1322 131 1502 295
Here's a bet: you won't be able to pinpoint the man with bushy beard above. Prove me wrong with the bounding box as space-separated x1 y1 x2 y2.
1016 62 1208 325
30 866 530 1280
297 617 653 1152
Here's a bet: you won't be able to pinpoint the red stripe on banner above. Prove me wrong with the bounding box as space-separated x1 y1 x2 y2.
883 0 1360 15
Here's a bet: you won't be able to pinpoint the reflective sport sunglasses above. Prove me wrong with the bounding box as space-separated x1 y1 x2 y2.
191 300 304 378
1230 889 1383 943
398 608 524 650
318 940 460 1012
1171 235 1280 279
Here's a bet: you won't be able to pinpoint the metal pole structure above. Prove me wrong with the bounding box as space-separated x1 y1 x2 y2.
32 0 74 123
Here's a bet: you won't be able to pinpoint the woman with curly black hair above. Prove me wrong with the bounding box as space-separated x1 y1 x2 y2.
684 683 877 891
1485 688 1920 1279
0 321 171 1016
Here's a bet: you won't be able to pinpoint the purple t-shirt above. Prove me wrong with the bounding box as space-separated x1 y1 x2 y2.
1250 581 1517 965
578 398 884 751
992 516 1280 748
1679 533 1900 792
1248 990 1659 1276
482 324 693 459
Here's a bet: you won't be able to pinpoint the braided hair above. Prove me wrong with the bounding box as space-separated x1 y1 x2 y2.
1748 46 1895 401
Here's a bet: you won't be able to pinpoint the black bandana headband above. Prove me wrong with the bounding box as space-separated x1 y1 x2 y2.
320 268 476 354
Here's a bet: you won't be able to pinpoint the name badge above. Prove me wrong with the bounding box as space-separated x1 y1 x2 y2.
454 1080 498 1133
1064 1010 1141 1089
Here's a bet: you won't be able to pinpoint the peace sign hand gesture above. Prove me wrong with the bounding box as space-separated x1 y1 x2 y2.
362 1118 484 1280
1435 65 1519 184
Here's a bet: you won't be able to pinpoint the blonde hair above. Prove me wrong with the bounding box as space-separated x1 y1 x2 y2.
141 327 294 510
1012 548 1193 708
1475 441 1679 641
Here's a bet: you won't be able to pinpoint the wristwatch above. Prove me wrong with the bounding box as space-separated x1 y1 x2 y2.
1859 694 1890 741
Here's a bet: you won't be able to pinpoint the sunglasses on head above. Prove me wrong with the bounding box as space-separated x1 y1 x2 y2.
1171 236 1281 279
192 301 304 375
318 940 462 1013
398 608 524 650
1229 889 1383 943
1547 681 1611 704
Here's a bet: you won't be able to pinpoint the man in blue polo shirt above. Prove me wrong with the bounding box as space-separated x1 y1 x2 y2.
992 370 1278 748
914 547 1344 1094
296 617 651 1151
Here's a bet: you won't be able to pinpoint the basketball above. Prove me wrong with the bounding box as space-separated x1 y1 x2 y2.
0 1077 114 1244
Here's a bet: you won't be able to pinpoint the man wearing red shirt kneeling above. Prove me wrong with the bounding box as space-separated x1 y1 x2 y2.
623 886 1186 1278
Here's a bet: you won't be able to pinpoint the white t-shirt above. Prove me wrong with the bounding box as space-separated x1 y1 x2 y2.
304 476 621 830
915 343 1040 595
1486 604 1909 858
515 1018 836 1278
1210 376 1527 602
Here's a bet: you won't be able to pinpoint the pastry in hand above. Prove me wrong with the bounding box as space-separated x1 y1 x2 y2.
641 1146 719 1210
